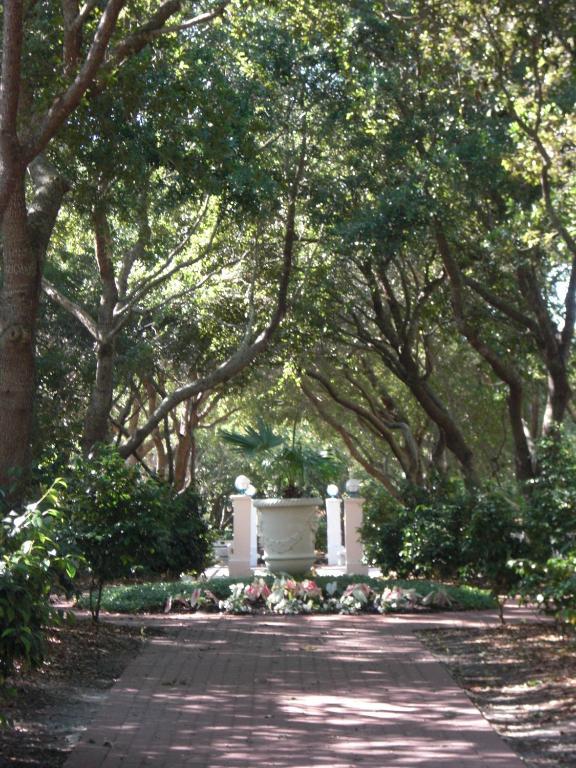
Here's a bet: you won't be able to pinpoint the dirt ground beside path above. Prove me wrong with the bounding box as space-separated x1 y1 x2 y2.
418 623 576 767
0 619 154 768
0 615 575 767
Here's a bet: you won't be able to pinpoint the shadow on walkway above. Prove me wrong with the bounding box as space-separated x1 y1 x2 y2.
64 610 542 767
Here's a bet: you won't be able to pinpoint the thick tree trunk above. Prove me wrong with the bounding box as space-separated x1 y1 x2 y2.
174 408 193 491
188 429 197 489
0 178 38 490
0 158 68 489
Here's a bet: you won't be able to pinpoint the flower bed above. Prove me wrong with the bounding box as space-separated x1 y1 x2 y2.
164 577 459 616
76 576 496 615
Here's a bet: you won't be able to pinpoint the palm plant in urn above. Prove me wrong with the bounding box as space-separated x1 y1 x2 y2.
221 418 341 575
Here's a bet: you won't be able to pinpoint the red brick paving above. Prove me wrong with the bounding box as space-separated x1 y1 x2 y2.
64 610 538 768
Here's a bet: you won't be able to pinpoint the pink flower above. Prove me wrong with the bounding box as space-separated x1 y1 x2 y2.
260 583 271 599
244 579 271 602
300 579 322 599
244 584 261 602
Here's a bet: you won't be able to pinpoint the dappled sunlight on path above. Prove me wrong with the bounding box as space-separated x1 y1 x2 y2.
64 613 538 767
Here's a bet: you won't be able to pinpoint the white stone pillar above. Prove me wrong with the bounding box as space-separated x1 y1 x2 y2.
229 494 252 578
344 496 369 575
250 502 258 568
325 497 343 566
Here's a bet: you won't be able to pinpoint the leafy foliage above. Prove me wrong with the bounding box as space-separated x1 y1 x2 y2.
220 417 284 455
513 432 576 621
60 446 212 620
221 418 344 497
362 477 471 579
0 482 77 678
78 575 495 614
515 552 576 624
362 477 523 599
360 486 406 574
523 432 576 561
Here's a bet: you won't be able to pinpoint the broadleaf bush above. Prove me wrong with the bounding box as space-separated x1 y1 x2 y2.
60 446 213 619
0 480 77 678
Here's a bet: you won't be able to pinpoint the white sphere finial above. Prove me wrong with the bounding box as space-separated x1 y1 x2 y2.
326 483 339 498
345 478 361 496
234 475 251 493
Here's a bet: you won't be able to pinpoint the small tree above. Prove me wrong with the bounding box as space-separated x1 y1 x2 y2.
461 489 523 623
61 446 212 620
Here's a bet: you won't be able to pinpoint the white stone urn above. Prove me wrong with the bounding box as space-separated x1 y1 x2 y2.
253 497 322 576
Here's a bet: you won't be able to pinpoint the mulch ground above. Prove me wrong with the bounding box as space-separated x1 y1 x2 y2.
1 616 575 767
418 622 576 767
0 618 154 768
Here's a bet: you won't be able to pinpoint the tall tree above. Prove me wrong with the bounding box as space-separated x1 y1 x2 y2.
0 0 230 489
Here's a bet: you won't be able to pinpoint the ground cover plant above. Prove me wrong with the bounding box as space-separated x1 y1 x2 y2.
76 575 496 615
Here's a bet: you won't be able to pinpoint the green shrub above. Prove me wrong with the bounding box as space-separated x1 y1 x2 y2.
400 477 472 579
461 490 522 583
361 477 527 603
515 552 576 623
362 476 472 579
360 486 406 574
61 446 212 619
144 488 213 578
460 489 523 620
0 481 77 678
510 432 576 623
523 431 576 561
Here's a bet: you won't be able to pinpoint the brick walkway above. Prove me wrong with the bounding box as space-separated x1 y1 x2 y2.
64 610 538 768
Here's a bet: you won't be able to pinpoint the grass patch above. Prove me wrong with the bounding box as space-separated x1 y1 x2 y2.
77 575 496 614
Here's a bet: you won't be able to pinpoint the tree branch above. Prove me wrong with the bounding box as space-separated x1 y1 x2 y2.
41 278 99 338
25 0 126 161
27 155 71 259
465 275 540 334
101 1 230 77
118 133 307 458
301 379 401 499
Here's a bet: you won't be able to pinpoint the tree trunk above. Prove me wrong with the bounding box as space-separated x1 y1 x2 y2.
81 204 119 454
81 338 116 453
0 156 69 489
188 429 197 489
507 384 536 481
173 403 193 492
542 362 572 435
408 374 478 485
0 177 38 490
